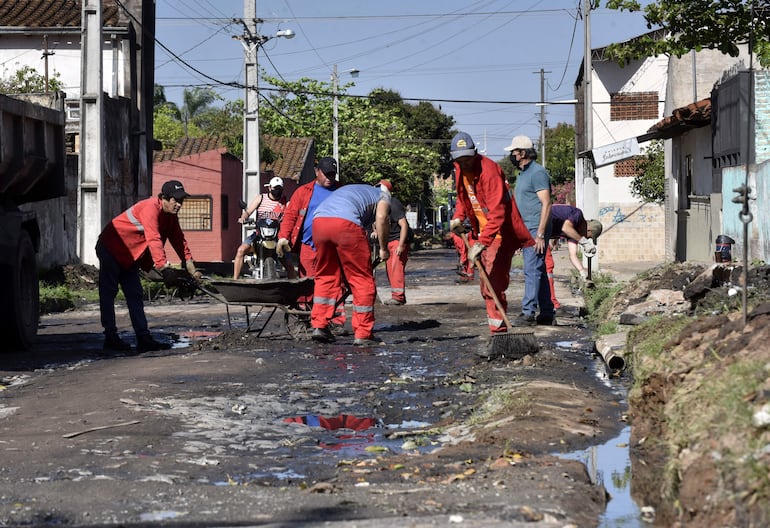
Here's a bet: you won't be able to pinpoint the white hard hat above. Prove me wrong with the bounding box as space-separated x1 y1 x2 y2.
266 176 283 189
503 135 534 152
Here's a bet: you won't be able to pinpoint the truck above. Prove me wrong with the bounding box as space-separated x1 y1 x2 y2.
0 92 67 350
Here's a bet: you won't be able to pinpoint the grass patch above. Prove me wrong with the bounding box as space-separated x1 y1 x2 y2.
582 272 622 331
627 314 693 383
468 383 530 426
663 359 770 505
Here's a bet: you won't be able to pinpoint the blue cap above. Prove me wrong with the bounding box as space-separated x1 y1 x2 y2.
450 132 476 159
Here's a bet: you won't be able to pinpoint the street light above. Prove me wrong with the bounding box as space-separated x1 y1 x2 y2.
331 64 359 179
236 20 294 216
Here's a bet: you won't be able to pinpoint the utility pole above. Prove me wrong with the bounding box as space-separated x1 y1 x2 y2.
535 68 550 167
42 35 55 93
582 0 598 223
577 0 599 272
332 64 339 168
78 0 103 265
241 1 260 216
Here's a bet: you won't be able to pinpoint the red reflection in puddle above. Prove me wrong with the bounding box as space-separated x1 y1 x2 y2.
283 414 376 431
284 414 378 452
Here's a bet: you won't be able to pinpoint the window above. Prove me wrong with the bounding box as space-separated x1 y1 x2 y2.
178 196 212 231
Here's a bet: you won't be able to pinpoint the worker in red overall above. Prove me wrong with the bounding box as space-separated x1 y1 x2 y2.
276 157 347 333
310 181 391 347
448 132 533 343
96 180 201 354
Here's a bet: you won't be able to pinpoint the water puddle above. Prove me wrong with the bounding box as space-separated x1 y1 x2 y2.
558 426 643 527
555 344 645 527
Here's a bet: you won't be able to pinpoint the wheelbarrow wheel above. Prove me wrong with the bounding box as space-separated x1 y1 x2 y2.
285 311 312 341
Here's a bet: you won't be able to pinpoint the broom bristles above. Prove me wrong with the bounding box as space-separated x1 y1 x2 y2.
490 331 539 359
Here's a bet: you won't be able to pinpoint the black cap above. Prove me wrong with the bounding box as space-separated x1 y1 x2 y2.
317 157 338 176
161 180 190 201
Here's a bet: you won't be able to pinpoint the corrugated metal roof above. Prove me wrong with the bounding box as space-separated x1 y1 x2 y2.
0 0 122 28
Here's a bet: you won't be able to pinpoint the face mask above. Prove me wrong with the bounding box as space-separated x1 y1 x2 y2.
270 188 283 200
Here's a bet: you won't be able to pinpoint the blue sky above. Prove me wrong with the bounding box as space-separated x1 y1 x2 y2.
154 1 654 160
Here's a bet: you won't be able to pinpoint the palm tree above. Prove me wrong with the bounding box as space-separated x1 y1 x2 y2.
181 87 219 136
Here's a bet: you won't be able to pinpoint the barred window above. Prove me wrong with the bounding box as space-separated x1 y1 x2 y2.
178 196 212 231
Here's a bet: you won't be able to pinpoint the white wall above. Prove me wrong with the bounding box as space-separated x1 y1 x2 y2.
0 35 127 99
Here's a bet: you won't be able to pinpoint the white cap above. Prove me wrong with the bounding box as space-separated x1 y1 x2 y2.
266 176 283 189
503 135 534 152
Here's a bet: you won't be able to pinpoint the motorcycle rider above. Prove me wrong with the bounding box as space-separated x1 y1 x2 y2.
233 176 295 279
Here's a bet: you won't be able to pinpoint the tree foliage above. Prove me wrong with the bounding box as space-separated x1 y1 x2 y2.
258 76 446 205
604 0 770 67
181 87 220 135
630 139 665 204
544 122 575 185
0 65 64 93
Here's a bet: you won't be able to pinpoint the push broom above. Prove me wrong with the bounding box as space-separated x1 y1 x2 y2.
460 233 539 359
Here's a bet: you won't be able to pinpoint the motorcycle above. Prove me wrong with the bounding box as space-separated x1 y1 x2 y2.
240 200 281 280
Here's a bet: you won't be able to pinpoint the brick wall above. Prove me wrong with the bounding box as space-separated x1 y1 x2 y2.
610 92 659 121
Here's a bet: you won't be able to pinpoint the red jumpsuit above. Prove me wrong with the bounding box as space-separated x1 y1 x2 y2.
311 185 388 340
277 181 344 322
452 155 533 334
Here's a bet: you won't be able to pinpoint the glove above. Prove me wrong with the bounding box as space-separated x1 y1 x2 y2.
579 269 588 282
185 260 202 281
449 218 466 234
468 243 485 262
579 237 597 257
160 266 179 288
276 238 291 258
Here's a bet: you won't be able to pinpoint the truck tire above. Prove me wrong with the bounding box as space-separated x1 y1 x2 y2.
0 231 39 350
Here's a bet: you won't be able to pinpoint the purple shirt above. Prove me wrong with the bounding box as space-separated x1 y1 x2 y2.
550 204 585 238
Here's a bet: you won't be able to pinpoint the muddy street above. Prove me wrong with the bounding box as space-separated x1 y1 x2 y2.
0 248 627 527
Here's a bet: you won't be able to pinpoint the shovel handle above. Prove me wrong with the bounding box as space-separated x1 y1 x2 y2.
459 232 514 330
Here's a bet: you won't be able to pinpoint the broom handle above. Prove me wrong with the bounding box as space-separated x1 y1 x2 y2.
459 232 514 330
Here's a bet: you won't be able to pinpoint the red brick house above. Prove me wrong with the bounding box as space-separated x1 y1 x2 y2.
152 135 316 266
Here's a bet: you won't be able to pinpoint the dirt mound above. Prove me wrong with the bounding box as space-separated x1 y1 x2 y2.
614 262 770 527
41 264 100 289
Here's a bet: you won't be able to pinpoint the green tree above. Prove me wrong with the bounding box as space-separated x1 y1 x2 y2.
604 0 770 67
630 139 665 204
258 76 443 205
181 87 220 135
154 84 181 119
0 65 63 93
194 99 245 159
544 123 575 185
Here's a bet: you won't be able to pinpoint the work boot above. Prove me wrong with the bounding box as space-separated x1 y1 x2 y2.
328 322 350 337
103 333 131 353
353 335 384 347
513 313 537 327
536 314 556 326
311 326 335 343
136 334 172 353
383 298 405 306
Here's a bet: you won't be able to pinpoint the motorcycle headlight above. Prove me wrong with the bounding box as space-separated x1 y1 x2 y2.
260 225 278 238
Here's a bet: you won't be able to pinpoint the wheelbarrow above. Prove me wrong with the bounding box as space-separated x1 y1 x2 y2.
197 277 316 340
